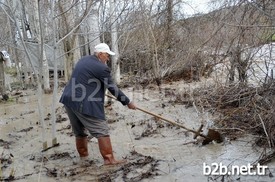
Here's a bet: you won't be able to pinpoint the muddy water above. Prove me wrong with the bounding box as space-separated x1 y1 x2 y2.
114 87 275 182
0 86 274 182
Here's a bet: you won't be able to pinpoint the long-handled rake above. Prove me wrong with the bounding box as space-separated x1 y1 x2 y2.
106 94 223 144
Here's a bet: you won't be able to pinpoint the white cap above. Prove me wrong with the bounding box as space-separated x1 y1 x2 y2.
94 43 115 56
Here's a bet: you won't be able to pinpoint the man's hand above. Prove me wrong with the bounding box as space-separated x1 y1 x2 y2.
127 101 136 110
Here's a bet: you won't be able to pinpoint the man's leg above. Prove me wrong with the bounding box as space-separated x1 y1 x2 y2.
73 111 126 165
64 106 89 158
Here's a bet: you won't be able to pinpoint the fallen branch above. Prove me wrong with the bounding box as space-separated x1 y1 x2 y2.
253 149 275 167
258 114 272 148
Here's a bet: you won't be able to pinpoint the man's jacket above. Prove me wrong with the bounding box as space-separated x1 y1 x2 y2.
60 55 130 120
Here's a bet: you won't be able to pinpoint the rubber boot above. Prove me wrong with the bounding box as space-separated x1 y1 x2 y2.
76 137 89 158
98 136 126 165
75 137 92 166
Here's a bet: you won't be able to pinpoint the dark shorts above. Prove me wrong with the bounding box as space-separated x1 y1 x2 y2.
64 106 109 138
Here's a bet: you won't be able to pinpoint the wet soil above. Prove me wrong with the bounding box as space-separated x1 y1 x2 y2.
0 80 275 182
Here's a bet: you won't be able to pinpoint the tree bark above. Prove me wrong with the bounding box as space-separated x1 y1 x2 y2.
110 0 121 84
87 2 101 54
57 0 92 82
0 59 5 96
29 0 50 90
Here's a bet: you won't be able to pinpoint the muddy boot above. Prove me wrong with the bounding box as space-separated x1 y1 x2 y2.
76 137 89 157
75 137 91 165
98 136 126 165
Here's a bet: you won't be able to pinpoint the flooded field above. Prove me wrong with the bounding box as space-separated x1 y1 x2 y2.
0 82 274 182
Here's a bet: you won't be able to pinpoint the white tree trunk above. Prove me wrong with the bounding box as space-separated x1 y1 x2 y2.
0 61 5 95
73 35 81 65
7 0 48 149
87 2 101 53
50 0 58 146
42 51 50 90
33 0 50 90
36 0 48 149
109 0 120 84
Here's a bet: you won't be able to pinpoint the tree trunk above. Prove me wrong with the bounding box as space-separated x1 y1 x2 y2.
110 0 120 84
58 1 82 82
9 0 47 149
30 0 50 90
50 0 58 146
0 60 5 96
64 49 75 82
87 2 101 54
63 37 81 82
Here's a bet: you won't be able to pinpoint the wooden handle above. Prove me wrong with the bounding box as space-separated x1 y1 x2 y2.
106 94 199 134
137 107 210 138
136 106 194 133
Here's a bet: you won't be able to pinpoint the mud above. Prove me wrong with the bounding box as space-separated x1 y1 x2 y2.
0 80 275 181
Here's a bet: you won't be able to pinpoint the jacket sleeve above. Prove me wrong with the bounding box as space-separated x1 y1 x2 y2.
100 67 130 105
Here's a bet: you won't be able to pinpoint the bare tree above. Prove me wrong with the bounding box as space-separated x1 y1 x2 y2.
57 0 93 82
1 0 49 149
50 0 58 147
33 0 50 90
0 51 11 100
86 1 101 54
110 0 121 84
210 0 275 84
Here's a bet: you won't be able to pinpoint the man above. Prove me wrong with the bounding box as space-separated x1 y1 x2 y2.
60 43 136 165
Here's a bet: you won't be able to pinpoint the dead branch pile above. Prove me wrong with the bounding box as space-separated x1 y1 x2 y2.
176 82 275 148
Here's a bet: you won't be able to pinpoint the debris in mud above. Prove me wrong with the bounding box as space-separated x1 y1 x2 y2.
130 116 184 140
31 152 72 163
98 150 159 182
65 167 90 177
20 110 35 116
253 149 275 168
44 113 51 120
130 119 160 140
107 118 119 124
48 152 71 160
135 125 159 140
0 139 13 148
57 124 71 132
177 83 275 148
0 152 13 169
0 173 34 182
7 133 22 141
17 127 33 133
45 113 67 123
45 167 58 177
0 153 16 181
56 114 67 123
44 106 68 122
37 150 159 182
33 155 49 162
7 116 19 121
121 152 159 182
